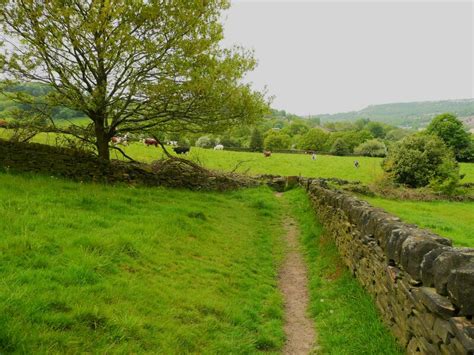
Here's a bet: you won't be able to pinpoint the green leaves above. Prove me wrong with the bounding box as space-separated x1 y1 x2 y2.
426 113 473 162
383 134 460 190
1 0 268 159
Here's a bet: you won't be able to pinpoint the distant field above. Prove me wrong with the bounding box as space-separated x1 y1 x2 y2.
1 130 472 184
0 172 285 353
362 196 474 247
122 143 386 183
121 141 474 184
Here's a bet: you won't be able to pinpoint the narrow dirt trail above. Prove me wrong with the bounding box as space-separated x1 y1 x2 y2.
276 193 318 354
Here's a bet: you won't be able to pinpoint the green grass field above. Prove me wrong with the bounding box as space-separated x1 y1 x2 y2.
284 189 403 354
120 141 474 184
0 172 286 353
1 130 473 184
362 196 474 247
0 171 406 353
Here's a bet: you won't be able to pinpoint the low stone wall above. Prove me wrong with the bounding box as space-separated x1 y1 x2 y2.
301 178 474 354
0 140 256 190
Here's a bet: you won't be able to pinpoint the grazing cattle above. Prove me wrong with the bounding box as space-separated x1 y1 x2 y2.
354 160 360 168
143 138 159 147
111 135 128 146
167 140 178 146
263 150 272 157
173 146 190 154
0 119 8 128
214 144 224 150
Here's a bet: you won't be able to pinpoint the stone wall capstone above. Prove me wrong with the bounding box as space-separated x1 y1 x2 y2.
300 178 474 354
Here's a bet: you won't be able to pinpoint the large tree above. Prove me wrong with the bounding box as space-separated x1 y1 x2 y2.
0 0 268 160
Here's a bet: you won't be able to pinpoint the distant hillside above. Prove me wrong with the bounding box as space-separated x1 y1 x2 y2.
317 99 474 129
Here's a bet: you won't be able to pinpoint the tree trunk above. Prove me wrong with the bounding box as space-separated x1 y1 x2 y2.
94 121 110 161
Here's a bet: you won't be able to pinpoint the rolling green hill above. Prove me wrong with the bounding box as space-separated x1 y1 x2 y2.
317 99 474 128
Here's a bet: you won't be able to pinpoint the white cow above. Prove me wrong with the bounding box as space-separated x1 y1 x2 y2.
214 144 224 150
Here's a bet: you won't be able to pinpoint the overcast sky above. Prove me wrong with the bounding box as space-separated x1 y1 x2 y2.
222 1 473 115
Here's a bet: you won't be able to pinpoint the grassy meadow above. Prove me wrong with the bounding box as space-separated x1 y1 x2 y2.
1 130 473 184
0 171 407 353
1 130 472 252
284 189 403 354
120 143 386 183
0 130 471 352
0 172 286 353
362 196 474 247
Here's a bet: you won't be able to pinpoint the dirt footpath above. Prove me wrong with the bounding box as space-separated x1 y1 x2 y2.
277 202 318 354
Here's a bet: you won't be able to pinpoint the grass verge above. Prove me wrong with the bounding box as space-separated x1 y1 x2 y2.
283 188 403 355
0 172 284 353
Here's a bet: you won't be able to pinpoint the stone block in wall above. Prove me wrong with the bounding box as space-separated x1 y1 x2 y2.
400 235 450 281
417 337 439 355
440 343 456 355
416 287 456 319
390 323 410 348
433 318 454 344
385 227 413 265
421 246 454 287
449 317 474 354
407 337 421 353
397 280 417 306
447 263 474 316
374 217 403 247
408 312 433 341
432 249 474 296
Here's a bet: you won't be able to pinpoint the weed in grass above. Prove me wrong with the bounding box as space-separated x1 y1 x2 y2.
187 211 207 220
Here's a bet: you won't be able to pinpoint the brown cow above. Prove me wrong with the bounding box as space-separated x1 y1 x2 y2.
111 135 128 146
143 138 158 147
263 150 272 157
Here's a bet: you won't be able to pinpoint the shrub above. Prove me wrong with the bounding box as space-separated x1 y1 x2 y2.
330 138 350 156
354 139 387 157
195 136 214 148
298 128 328 151
382 134 459 191
324 130 372 152
263 131 291 150
219 135 241 148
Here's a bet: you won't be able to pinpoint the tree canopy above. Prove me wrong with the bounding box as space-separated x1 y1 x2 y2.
0 0 268 160
426 113 473 162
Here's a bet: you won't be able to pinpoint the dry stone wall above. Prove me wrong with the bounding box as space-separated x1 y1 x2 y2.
301 178 474 354
0 140 256 190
